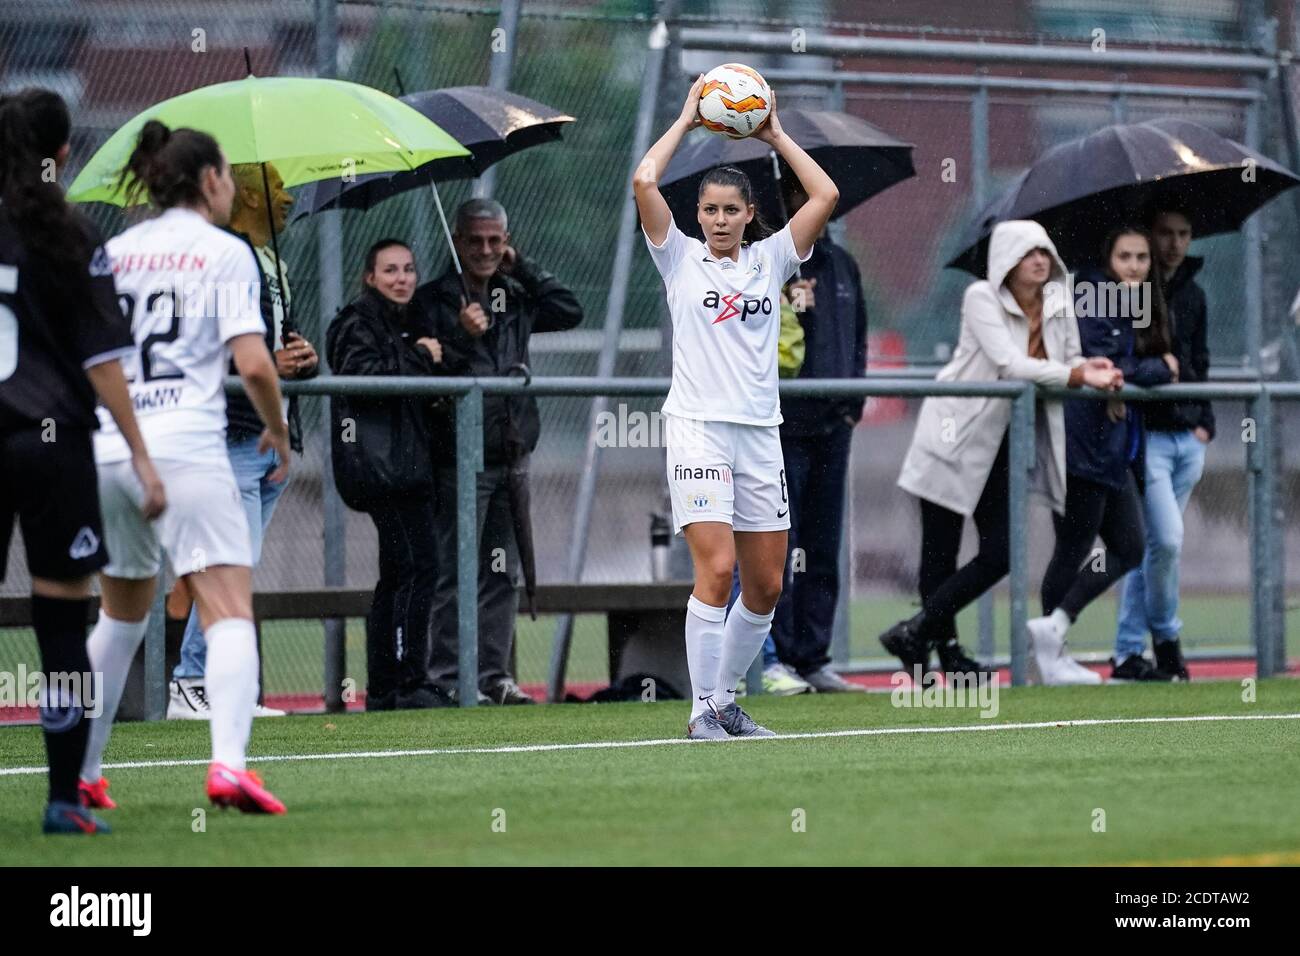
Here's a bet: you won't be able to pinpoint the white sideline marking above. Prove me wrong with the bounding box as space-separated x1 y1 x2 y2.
1 712 1297 778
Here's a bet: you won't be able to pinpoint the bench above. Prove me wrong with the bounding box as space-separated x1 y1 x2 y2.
0 583 695 713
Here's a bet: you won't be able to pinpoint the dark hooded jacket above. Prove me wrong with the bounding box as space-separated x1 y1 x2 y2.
325 287 448 510
1065 267 1173 491
778 235 868 436
1143 256 1215 439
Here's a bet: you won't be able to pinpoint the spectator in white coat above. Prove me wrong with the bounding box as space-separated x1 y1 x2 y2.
880 220 1122 683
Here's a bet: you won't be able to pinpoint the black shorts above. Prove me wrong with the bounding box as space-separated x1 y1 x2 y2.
0 426 108 582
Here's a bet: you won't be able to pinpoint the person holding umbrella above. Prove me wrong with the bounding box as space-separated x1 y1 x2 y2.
762 175 869 693
168 161 319 720
1111 205 1212 682
884 220 1122 681
327 239 449 711
415 199 583 706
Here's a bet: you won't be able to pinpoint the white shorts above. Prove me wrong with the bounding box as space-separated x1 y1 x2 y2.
664 414 789 535
97 457 252 579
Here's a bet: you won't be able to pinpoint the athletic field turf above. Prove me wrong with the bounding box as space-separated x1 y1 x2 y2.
2 679 1298 866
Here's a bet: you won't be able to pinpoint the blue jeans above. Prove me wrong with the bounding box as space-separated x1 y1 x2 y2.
1114 429 1206 661
728 568 779 668
173 435 288 680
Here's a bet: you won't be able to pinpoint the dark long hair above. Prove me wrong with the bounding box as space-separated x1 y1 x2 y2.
364 238 411 277
0 88 90 266
1101 225 1172 357
698 165 772 245
360 238 414 303
118 119 225 210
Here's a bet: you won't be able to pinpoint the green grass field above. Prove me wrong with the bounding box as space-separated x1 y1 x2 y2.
2 679 1297 865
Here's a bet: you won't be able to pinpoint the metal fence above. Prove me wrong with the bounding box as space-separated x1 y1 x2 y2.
1 0 1298 702
263 374 1296 707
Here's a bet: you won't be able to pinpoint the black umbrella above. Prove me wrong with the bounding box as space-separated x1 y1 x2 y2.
658 108 915 232
949 118 1300 277
289 85 574 220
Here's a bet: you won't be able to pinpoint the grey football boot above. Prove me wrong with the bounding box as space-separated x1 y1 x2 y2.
716 701 776 737
686 704 732 740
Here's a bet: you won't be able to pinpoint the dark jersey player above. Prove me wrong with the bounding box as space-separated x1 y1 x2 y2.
0 88 165 834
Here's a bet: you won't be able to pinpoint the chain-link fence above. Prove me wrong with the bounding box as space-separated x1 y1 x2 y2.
2 0 1297 705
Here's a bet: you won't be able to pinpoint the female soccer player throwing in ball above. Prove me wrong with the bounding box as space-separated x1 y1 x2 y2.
632 76 838 739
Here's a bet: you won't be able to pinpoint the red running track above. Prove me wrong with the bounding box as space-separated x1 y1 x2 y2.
0 658 1295 722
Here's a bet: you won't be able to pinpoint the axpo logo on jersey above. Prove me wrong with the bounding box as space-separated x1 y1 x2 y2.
703 290 774 325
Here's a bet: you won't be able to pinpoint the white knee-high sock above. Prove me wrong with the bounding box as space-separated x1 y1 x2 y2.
81 612 149 782
685 596 726 720
715 597 774 708
205 618 259 770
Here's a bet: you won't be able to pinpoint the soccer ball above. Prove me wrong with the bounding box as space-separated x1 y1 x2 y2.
697 63 772 139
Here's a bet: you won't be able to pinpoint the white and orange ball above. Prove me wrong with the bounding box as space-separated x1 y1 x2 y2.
697 63 772 139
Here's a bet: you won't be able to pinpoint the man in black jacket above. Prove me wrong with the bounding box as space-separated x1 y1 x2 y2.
765 180 869 693
414 198 583 704
168 162 318 719
1113 206 1213 681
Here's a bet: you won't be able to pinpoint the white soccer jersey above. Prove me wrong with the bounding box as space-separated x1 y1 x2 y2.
644 220 810 426
95 208 266 464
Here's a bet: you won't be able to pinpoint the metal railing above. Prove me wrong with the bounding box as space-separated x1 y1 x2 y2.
202 375 1297 713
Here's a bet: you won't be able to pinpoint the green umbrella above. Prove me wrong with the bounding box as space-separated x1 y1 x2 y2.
67 75 470 204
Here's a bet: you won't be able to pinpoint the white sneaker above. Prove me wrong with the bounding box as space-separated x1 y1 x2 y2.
762 663 814 696
1026 616 1102 686
1026 616 1060 684
1054 653 1103 685
252 702 287 717
167 678 211 720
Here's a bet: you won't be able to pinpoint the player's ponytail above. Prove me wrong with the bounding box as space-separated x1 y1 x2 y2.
0 88 90 267
119 119 225 211
698 165 773 245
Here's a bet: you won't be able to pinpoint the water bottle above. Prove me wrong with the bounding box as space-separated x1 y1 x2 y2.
649 512 671 581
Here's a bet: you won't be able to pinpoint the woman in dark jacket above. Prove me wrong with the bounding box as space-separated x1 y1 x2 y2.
1026 225 1178 684
326 239 447 710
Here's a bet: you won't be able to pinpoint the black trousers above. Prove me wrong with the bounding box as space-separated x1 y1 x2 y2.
1041 470 1145 620
916 434 1011 643
428 460 523 693
366 493 438 701
770 423 853 674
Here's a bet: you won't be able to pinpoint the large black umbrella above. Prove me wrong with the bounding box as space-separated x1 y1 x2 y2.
658 108 914 231
289 85 574 220
949 118 1300 277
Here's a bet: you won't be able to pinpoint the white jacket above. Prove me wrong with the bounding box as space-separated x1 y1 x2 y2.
897 220 1084 517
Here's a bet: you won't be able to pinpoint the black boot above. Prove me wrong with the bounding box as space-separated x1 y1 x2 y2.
1111 654 1173 682
935 638 993 677
1153 639 1190 681
878 610 933 673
